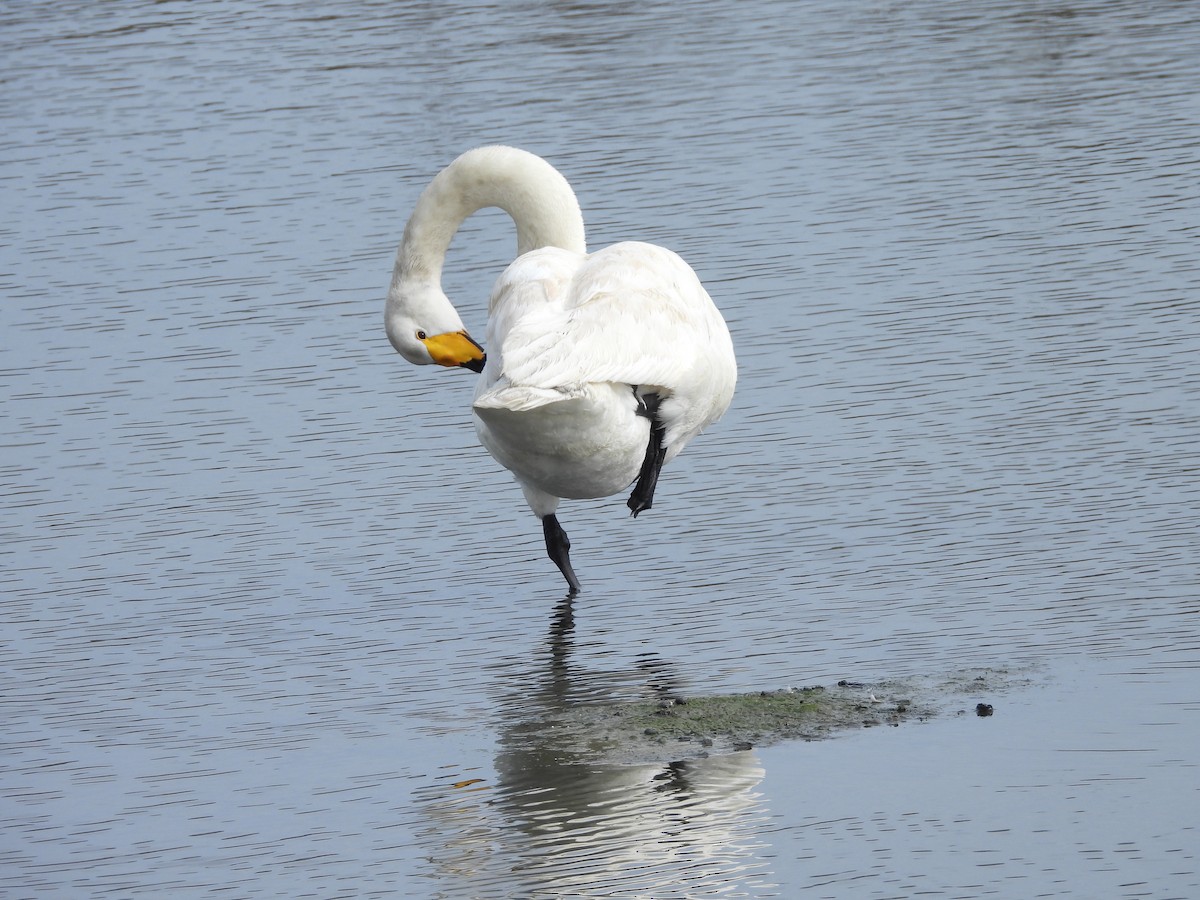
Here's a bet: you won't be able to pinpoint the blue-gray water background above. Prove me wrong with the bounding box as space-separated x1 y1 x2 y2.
3 1 1198 896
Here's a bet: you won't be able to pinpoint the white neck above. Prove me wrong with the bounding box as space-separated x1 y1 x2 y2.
394 146 588 284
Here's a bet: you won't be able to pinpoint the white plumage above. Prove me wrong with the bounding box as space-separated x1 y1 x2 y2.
385 146 736 592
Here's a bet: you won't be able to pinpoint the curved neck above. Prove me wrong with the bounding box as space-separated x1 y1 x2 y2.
395 146 587 283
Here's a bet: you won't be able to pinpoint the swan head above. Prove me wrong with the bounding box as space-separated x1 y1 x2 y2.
385 281 486 373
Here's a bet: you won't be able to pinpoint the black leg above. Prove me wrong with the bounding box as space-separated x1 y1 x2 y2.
543 513 581 595
628 392 667 517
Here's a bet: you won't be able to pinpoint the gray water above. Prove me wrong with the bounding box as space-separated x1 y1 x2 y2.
3 1 1198 896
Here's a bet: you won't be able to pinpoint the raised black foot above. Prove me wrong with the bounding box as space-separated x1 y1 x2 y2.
628 391 667 517
542 513 581 595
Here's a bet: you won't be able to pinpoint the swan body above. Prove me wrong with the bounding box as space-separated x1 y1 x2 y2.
386 146 736 592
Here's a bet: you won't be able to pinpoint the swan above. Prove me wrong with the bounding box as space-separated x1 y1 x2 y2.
385 146 736 593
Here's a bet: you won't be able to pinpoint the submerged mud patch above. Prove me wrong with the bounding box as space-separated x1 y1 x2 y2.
530 668 1024 766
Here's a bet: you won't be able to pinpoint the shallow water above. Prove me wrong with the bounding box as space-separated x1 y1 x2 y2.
3 1 1199 896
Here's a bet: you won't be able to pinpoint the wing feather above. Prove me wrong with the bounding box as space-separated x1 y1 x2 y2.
477 241 736 452
492 241 727 393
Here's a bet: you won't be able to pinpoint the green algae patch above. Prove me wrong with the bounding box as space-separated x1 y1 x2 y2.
629 686 911 743
522 669 1023 766
642 689 833 737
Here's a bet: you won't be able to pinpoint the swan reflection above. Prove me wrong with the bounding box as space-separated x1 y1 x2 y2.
412 598 777 897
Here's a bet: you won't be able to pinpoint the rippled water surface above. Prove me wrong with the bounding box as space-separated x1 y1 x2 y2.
3 1 1198 896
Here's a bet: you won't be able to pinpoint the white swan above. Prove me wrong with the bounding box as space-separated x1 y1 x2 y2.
385 146 736 593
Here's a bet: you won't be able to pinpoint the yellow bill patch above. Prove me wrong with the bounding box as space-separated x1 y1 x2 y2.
422 330 486 369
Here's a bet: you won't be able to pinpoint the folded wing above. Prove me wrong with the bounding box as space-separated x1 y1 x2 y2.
490 242 730 395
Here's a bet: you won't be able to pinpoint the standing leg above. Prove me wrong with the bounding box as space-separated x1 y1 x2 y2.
543 513 581 595
628 391 667 517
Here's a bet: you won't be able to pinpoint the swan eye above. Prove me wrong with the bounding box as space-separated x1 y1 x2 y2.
416 330 427 340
